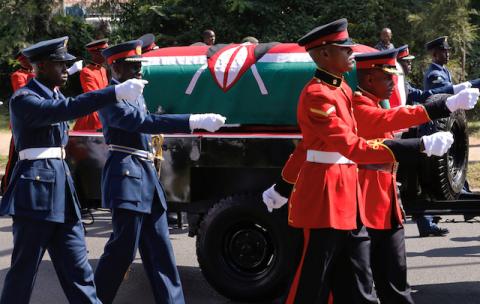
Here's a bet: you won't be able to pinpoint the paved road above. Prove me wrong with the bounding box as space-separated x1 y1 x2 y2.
0 211 479 303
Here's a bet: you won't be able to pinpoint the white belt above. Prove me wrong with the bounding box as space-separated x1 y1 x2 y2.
306 150 354 164
19 147 66 160
109 144 154 161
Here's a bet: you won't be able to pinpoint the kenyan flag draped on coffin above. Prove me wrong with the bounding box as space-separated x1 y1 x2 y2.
142 43 403 126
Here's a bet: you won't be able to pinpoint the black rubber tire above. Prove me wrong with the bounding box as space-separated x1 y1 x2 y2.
196 194 302 302
418 95 469 200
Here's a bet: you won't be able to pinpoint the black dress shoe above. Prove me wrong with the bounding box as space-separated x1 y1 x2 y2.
432 216 442 224
167 212 178 225
419 226 449 237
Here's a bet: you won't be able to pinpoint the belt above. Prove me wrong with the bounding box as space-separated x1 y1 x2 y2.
358 163 397 173
109 144 154 161
19 147 66 160
306 150 354 164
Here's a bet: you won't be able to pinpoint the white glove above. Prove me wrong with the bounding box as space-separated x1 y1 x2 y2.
446 88 480 111
67 60 83 75
421 131 454 157
114 79 149 103
189 114 226 132
452 81 472 94
262 185 288 212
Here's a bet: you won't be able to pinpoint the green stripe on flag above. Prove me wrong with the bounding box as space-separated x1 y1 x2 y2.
143 62 316 125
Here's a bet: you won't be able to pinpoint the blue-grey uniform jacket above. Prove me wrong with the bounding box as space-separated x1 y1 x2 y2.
423 62 452 90
98 79 191 213
405 81 454 105
0 78 116 223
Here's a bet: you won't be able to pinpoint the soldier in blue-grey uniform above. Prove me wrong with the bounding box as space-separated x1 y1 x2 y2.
0 36 146 304
423 36 453 90
94 40 226 304
419 37 480 235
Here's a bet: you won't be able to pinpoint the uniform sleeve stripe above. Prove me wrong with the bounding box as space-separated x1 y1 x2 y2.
310 107 335 117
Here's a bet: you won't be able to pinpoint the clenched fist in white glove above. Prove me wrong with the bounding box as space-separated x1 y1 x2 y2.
67 60 83 75
189 114 226 132
446 88 480 112
421 131 454 157
262 185 288 212
114 79 149 103
452 81 472 94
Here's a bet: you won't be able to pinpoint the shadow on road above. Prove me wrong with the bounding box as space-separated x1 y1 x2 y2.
407 244 480 258
412 281 480 303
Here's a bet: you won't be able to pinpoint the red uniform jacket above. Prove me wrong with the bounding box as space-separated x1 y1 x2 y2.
284 88 434 230
73 64 108 131
11 69 35 92
289 73 397 230
353 88 431 229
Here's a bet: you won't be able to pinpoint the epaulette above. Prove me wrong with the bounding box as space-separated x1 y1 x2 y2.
11 88 40 101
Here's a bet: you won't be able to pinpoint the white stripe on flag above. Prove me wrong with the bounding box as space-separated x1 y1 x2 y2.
251 64 268 95
258 53 312 63
143 53 312 66
185 63 208 95
142 56 207 66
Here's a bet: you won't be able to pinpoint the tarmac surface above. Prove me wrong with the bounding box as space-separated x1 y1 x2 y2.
0 211 479 303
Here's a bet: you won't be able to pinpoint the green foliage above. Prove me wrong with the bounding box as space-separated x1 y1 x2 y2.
0 1 98 99
0 0 478 104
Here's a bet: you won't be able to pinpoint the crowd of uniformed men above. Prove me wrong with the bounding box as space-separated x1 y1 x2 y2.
0 16 479 304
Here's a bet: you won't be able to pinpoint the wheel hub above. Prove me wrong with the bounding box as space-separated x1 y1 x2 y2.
226 226 270 271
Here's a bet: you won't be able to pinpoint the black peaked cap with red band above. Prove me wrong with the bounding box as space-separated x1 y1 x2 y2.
396 45 415 60
85 38 109 52
102 40 148 65
355 48 401 75
298 18 355 51
138 33 158 53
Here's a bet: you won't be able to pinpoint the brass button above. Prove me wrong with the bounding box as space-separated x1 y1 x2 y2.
125 170 130 176
35 176 41 181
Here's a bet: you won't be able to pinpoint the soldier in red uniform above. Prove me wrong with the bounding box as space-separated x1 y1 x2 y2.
354 48 479 303
261 19 458 304
265 46 478 303
10 51 35 91
73 38 109 131
1 51 36 194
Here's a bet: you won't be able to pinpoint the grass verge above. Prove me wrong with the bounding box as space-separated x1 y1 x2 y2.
468 162 480 190
0 106 8 131
0 155 7 173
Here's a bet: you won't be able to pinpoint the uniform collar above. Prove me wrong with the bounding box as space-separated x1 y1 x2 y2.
314 68 343 88
431 62 446 70
31 78 57 99
356 86 382 103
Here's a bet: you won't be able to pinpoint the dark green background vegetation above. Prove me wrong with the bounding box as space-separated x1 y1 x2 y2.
0 0 479 114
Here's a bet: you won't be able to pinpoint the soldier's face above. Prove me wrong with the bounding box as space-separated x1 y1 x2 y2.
115 61 143 82
90 50 105 65
332 46 355 73
436 49 449 65
314 45 354 74
36 60 68 88
399 59 412 76
366 69 395 100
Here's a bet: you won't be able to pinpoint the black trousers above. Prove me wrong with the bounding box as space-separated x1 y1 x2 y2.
287 225 377 304
368 227 414 304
